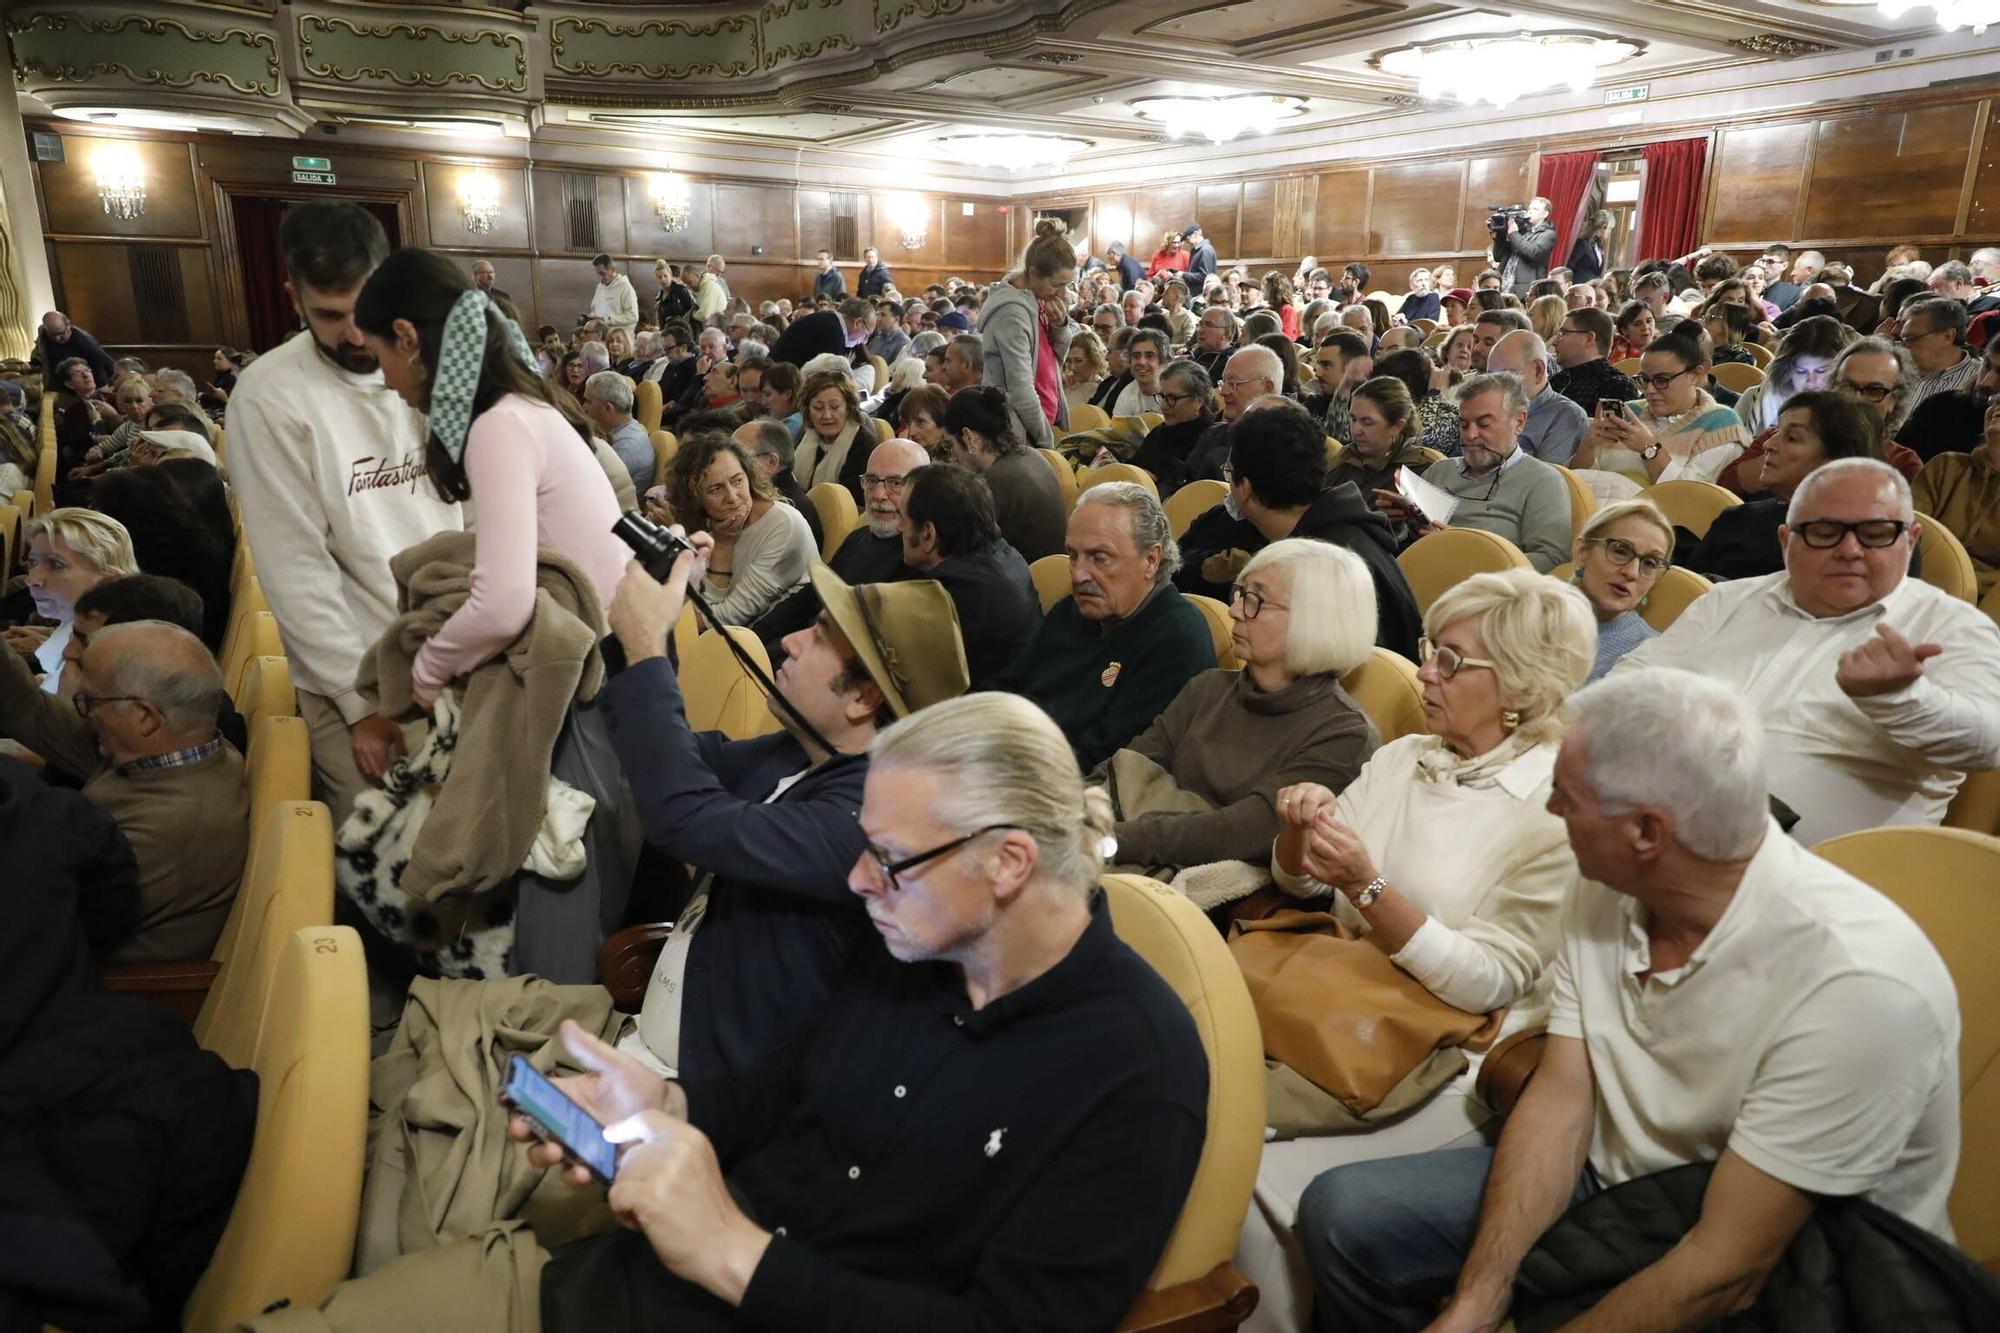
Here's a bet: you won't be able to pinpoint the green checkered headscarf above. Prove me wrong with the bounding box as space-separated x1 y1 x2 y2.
430 288 541 463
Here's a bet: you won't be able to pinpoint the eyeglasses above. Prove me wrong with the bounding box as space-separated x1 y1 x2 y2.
1554 324 1588 338
860 473 911 491
1841 381 1896 402
1229 584 1289 619
863 824 1023 892
1222 377 1266 390
1416 637 1500 681
1791 518 1910 549
1634 367 1696 391
1156 391 1196 407
1895 328 1946 347
1585 535 1670 578
73 693 146 718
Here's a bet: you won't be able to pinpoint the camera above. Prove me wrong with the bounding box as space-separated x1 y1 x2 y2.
612 509 694 582
1486 204 1530 234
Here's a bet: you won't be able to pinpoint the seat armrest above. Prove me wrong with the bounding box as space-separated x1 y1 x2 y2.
1116 1262 1258 1332
1475 1027 1548 1118
597 923 673 1008
99 959 223 1024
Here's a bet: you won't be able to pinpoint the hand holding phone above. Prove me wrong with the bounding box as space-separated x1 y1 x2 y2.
501 1054 620 1182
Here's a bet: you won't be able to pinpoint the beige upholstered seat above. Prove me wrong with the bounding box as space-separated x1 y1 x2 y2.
1395 527 1532 616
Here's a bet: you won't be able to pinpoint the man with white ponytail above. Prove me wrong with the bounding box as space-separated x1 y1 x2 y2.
1300 668 1961 1333
256 695 1208 1333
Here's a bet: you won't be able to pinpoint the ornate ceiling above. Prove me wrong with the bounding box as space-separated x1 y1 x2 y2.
5 0 1978 182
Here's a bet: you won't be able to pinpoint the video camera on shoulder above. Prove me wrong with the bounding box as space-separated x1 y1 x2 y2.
1486 204 1531 234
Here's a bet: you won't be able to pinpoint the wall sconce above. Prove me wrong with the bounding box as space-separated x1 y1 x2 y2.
889 194 928 251
94 147 147 220
649 171 691 232
459 172 500 234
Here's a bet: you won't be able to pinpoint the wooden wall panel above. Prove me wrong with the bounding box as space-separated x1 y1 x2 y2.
873 194 945 271
1239 178 1277 259
1092 192 1135 263
175 248 223 347
623 179 715 264
1132 185 1196 265
1315 171 1368 260
1197 182 1241 257
946 198 1008 273
480 257 538 324
798 188 835 260
714 182 796 257
422 162 530 254
1802 105 1977 240
42 135 202 238
1371 160 1463 256
1460 154 1533 251
1705 123 1811 244
1968 101 2000 239
537 258 608 333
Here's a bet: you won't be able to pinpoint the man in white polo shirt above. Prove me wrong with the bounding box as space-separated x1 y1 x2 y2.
1615 456 2000 844
1295 669 1959 1332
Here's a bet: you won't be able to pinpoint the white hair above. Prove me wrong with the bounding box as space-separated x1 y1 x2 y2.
155 368 199 404
1075 481 1180 583
1239 538 1376 676
889 357 928 392
1225 343 1283 391
1785 457 1912 525
578 341 611 374
583 370 633 412
735 338 769 362
1566 667 1769 862
800 352 857 387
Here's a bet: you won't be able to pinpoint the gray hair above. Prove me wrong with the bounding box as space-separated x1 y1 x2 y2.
1159 357 1212 398
1473 308 1533 334
1126 327 1169 358
1786 456 1913 525
800 352 857 386
89 621 225 739
948 334 984 375
1900 294 1966 341
1455 370 1529 419
155 368 199 404
1239 538 1376 676
1566 667 1768 862
888 357 929 392
735 338 769 362
1075 480 1181 583
583 370 633 412
909 330 948 357
578 341 611 375
1932 261 1974 287
1831 337 1920 433
1970 246 2000 274
870 693 1116 901
1425 569 1596 744
1091 302 1125 326
1225 343 1283 392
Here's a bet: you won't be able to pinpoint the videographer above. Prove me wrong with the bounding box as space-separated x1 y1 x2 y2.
1491 196 1558 297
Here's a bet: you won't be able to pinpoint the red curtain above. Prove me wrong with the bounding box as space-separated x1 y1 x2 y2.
1535 149 1600 275
1634 137 1709 265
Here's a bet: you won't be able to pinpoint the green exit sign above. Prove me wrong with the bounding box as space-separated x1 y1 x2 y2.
292 155 332 172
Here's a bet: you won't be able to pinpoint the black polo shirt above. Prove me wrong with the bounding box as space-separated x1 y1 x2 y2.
540 897 1208 1333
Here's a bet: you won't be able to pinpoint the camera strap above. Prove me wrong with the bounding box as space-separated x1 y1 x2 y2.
680 583 844 759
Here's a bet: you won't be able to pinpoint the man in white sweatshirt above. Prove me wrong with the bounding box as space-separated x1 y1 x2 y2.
225 202 464 824
587 252 639 344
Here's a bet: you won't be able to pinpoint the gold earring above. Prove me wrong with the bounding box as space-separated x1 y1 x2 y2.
1501 709 1521 731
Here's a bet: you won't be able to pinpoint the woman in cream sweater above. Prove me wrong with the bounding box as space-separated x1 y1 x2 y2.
669 432 815 627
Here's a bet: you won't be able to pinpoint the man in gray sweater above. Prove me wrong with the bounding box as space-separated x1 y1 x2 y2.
1373 371 1573 573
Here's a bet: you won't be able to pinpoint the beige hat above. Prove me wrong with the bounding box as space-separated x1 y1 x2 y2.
810 565 968 718
136 428 217 465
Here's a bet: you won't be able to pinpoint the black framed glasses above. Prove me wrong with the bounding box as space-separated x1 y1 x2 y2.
1156 391 1197 408
863 824 1023 891
1634 367 1696 391
859 473 911 491
1585 535 1670 578
73 693 145 718
1895 327 1946 347
1229 583 1290 619
1792 519 1910 549
1416 637 1500 680
1840 381 1896 402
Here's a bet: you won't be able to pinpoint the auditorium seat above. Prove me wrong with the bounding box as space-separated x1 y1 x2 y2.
1184 593 1238 668
1946 769 2000 838
1743 343 1774 368
869 353 890 388
650 429 678 489
872 416 893 443
1709 362 1766 393
221 611 282 702
1550 562 1714 632
234 654 296 735
1915 514 1977 602
1339 647 1427 743
1070 403 1111 433
183 924 367 1333
1642 479 1740 538
1038 447 1081 511
1165 479 1228 538
1396 528 1532 616
633 378 664 432
1030 553 1072 612
808 481 859 560
680 623 779 739
1551 464 1597 535
1078 461 1159 498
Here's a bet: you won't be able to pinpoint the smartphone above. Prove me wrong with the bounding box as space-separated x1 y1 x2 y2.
1597 400 1626 420
499 1054 619 1182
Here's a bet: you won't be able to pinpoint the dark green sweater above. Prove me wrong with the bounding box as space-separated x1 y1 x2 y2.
988 584 1216 771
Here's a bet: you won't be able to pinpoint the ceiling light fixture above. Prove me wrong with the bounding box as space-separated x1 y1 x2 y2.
1875 0 2000 33
1129 94 1308 144
648 171 692 232
933 133 1092 172
1374 32 1643 108
459 172 500 234
93 147 147 220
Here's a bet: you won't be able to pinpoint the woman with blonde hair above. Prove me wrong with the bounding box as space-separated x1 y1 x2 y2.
9 508 140 693
1063 328 1109 414
792 369 869 500
1527 294 1567 345
980 216 1079 450
1236 568 1595 1333
1567 498 1675 681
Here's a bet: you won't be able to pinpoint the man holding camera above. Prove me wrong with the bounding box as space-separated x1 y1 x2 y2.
1491 197 1558 297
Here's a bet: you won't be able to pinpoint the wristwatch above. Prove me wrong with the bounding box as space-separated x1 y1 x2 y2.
1351 874 1389 909
1640 441 1663 461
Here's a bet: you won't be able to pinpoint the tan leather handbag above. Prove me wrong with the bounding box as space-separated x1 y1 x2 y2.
1228 908 1504 1117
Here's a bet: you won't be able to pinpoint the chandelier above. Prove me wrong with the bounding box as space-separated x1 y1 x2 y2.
1375 32 1643 108
933 133 1091 172
887 194 928 251
648 171 692 232
1130 94 1308 144
1876 0 2000 32
458 172 500 234
94 148 146 220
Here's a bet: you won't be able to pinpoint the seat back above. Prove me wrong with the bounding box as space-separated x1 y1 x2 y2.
1709 361 1766 393
1339 647 1427 742
1810 826 2000 1264
1551 464 1597 535
679 624 778 739
1165 479 1228 538
869 353 890 388
650 429 678 489
1139 411 1164 431
1612 356 1641 375
183 925 367 1333
1915 514 1977 602
1395 527 1532 616
1184 593 1238 668
1037 448 1080 512
808 481 860 561
1100 874 1265 1289
872 416 893 443
1946 768 2000 837
1549 562 1714 632
1078 462 1159 498
235 656 296 735
1642 479 1741 539
217 577 270 677
244 713 312 838
633 378 664 432
33 435 54 513
221 612 282 702
1069 403 1111 432
1029 553 1073 613
1744 341 1774 367
229 534 256 600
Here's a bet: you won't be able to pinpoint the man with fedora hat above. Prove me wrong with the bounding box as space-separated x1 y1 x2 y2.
598 536 970 1083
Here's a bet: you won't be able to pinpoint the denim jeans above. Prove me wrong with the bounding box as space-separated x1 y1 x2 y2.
1296 1145 1598 1333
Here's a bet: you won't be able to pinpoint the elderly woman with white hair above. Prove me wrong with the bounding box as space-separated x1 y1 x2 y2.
1092 540 1380 883
1233 568 1595 1333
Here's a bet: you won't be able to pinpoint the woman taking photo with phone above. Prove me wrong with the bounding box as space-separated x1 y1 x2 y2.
1571 323 1748 489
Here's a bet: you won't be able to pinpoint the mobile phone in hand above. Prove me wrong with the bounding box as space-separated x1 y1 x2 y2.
500 1055 619 1182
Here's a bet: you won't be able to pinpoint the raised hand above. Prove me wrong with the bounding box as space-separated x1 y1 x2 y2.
1836 622 1941 699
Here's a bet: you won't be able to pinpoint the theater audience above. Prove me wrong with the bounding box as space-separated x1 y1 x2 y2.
1187 344 1286 481
1063 329 1109 413
1734 315 1850 433
1303 669 1960 1333
942 384 1067 560
894 382 950 458
1566 499 1675 681
8 508 139 694
896 464 1040 686
1609 299 1655 364
0 618 247 962
1325 376 1445 514
1910 391 2000 601
1897 294 1983 413
1095 539 1378 884
36 309 116 385
1112 328 1168 416
666 433 815 628
1619 458 2000 842
1572 324 1748 490
732 418 822 551
1247 569 1592 1332
1485 330 1588 465
989 482 1214 769
1899 332 1998 462
1190 305 1240 380
1302 331 1369 440
980 218 1076 449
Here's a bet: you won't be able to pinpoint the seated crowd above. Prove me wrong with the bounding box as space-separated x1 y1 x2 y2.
8 200 2000 1333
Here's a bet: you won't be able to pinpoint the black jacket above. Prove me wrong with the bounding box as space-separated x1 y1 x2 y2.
1550 358 1639 417
36 325 115 385
1494 220 1558 295
930 540 1042 688
1765 278 1804 311
857 262 893 298
1679 497 1784 581
1515 1162 2000 1333
771 310 847 367
1901 390 1990 462
1131 415 1214 495
1116 254 1145 291
1566 234 1606 285
812 269 847 301
1185 239 1218 279
1186 420 1233 483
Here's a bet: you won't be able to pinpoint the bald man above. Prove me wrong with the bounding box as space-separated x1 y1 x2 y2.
0 619 247 961
1187 343 1284 484
1486 329 1588 465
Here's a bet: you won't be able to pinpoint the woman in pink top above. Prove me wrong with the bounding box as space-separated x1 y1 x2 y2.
356 248 641 982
